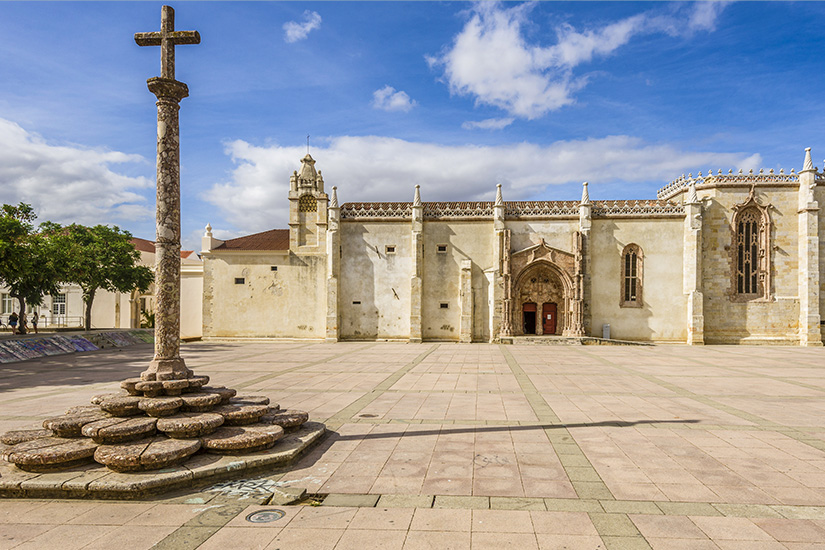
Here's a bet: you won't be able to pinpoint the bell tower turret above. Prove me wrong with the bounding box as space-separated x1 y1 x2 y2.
288 153 329 252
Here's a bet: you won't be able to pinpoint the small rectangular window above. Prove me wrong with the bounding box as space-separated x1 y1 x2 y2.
437 244 448 254
235 278 245 285
385 245 396 254
52 294 67 315
270 266 278 271
440 302 449 309
352 301 361 305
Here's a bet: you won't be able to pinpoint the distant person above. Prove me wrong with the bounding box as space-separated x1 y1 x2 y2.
8 312 18 334
31 312 38 334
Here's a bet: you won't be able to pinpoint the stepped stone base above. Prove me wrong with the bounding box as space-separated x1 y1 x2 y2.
0 421 325 499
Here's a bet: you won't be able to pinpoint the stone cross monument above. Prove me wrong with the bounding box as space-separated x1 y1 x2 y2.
135 6 200 381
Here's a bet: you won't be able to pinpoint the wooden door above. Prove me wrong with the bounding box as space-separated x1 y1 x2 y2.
542 303 557 335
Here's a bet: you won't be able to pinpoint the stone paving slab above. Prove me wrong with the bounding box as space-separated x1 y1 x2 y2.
2 341 825 549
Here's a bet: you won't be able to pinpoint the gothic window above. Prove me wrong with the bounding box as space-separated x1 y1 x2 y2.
736 210 760 295
621 244 643 308
298 194 317 212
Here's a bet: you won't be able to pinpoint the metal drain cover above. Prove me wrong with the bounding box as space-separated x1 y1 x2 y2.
358 414 378 418
246 509 286 523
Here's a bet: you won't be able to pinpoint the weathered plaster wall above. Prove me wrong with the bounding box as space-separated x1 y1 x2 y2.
506 220 580 254
202 251 326 339
590 218 686 342
181 266 203 339
339 222 411 339
421 221 495 341
701 186 800 343
817 184 825 342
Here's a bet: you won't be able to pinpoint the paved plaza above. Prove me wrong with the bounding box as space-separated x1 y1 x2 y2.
2 340 825 549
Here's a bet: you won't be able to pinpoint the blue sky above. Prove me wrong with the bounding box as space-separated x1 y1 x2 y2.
1 1 824 249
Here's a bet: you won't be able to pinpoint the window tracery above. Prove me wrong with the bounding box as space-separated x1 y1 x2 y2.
621 244 643 308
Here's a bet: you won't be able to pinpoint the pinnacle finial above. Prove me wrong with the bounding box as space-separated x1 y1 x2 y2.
580 181 590 205
330 186 339 208
495 183 503 206
205 223 212 237
803 147 814 172
413 184 422 207
687 179 699 204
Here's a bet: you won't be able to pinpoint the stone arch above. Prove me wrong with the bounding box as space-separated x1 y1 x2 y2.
512 260 574 336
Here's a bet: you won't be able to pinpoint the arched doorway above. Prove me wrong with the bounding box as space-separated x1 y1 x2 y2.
513 262 569 336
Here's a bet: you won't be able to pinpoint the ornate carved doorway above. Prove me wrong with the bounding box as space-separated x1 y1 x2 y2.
514 262 566 336
542 303 557 335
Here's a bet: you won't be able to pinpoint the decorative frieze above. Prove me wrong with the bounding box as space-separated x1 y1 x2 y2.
341 199 684 220
658 169 802 201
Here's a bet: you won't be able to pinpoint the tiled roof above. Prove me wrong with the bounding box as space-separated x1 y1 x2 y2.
214 229 290 251
130 237 155 253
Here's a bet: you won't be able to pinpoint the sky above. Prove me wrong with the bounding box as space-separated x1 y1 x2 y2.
1 1 824 250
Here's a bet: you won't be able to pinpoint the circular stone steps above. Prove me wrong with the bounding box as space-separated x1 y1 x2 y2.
94 435 201 472
156 412 224 438
200 424 284 454
0 429 52 446
229 395 270 406
211 404 269 426
81 417 158 444
138 397 183 417
43 411 111 437
261 409 309 429
2 437 98 472
179 392 223 412
200 386 236 404
121 376 210 397
99 396 143 417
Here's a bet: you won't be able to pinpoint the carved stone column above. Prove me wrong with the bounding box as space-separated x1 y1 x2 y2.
410 185 423 343
798 148 823 346
142 78 190 380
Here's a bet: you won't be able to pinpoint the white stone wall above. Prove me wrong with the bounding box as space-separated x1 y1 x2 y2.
590 218 687 342
202 251 326 339
339 221 412 340
701 186 800 344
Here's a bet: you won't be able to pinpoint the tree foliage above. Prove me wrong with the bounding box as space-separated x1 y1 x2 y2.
0 204 64 333
56 224 153 331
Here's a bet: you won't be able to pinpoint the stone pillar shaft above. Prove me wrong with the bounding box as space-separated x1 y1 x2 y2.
142 78 190 380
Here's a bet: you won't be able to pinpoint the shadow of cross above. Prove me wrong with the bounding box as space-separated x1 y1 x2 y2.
134 5 200 80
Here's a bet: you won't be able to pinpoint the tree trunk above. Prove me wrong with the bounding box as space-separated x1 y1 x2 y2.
84 288 96 331
15 296 27 335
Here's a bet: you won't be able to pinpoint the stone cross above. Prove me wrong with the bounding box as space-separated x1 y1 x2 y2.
134 5 200 80
135 5 200 381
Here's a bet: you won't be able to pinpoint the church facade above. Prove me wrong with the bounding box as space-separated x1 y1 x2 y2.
201 149 824 346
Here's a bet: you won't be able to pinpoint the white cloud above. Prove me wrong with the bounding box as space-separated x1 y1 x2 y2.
204 134 760 234
372 86 417 112
0 118 153 226
283 11 322 43
462 117 515 130
428 2 727 120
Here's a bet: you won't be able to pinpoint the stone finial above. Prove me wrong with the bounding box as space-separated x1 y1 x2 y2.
495 183 503 206
802 147 814 172
330 186 339 209
413 185 422 207
204 223 212 237
580 181 590 205
687 178 699 204
299 153 317 181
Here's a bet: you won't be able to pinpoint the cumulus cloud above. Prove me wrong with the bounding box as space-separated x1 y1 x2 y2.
283 10 322 43
0 118 152 226
428 2 727 119
372 86 417 112
203 134 760 234
462 117 515 130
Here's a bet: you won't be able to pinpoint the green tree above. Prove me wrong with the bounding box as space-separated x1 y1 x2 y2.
58 224 153 331
0 204 65 334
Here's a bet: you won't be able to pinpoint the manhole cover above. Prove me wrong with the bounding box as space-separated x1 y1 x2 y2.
246 509 286 523
358 414 378 418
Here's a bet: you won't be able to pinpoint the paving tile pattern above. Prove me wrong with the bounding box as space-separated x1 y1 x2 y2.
2 341 825 549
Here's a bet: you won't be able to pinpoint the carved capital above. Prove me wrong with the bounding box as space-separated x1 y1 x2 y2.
147 77 189 102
